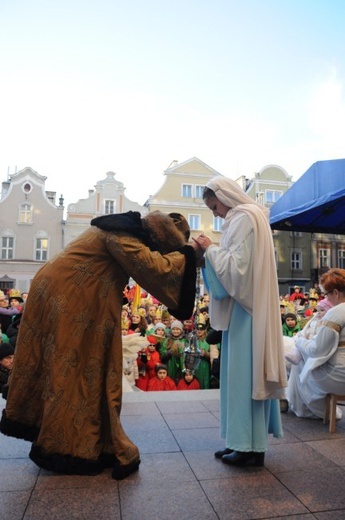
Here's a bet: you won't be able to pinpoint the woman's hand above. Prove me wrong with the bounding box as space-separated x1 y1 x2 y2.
193 233 213 252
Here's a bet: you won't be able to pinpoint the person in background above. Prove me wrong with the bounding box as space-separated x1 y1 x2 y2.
182 317 194 336
198 306 210 329
161 310 172 334
0 343 14 398
147 364 177 391
21 292 29 302
193 176 286 467
289 286 306 305
128 311 148 336
177 370 201 390
146 304 158 325
280 302 288 324
287 268 345 420
282 313 301 337
0 291 21 336
136 335 161 391
8 289 24 310
6 312 23 349
160 320 186 384
194 322 211 389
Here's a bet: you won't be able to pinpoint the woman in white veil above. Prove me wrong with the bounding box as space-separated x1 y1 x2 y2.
194 175 287 467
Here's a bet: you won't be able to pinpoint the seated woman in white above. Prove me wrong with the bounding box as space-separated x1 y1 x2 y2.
287 268 345 420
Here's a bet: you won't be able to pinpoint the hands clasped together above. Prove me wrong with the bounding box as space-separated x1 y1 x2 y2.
190 233 213 267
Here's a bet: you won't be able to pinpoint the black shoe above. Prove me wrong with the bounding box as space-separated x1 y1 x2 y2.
280 399 289 413
222 451 265 467
112 459 141 480
214 447 233 459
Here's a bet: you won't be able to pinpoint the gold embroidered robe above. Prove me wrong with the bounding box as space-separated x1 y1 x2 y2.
2 226 196 471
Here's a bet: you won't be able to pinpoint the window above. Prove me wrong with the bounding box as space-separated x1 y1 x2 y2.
22 182 32 194
104 200 115 214
195 185 205 198
182 184 192 198
213 216 223 232
35 238 48 261
0 281 14 291
319 248 329 269
291 250 302 270
1 236 14 260
338 250 345 269
19 203 33 223
265 190 282 204
256 192 265 205
188 214 200 231
291 231 303 237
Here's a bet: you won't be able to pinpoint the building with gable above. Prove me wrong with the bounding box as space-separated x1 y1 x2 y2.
64 171 146 245
0 167 64 292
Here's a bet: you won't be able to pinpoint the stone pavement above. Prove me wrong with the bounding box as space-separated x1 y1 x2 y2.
1 390 345 520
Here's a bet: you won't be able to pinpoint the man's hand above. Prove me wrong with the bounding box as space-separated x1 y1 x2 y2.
189 240 205 267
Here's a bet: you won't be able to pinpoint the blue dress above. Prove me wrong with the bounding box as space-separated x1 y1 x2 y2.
204 264 283 452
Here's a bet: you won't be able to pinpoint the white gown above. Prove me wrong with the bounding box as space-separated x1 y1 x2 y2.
287 302 345 419
203 212 284 451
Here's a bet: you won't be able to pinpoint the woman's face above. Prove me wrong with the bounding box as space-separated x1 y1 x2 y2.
205 195 230 218
323 289 345 306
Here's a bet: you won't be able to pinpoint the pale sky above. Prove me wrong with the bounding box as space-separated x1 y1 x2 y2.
1 0 344 208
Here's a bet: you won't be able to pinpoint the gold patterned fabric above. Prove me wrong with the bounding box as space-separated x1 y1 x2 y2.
1 226 196 474
321 319 341 333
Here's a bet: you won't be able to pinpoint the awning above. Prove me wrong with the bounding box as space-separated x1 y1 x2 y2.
270 159 345 234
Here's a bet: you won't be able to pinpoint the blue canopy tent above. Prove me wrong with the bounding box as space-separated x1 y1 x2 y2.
270 159 345 234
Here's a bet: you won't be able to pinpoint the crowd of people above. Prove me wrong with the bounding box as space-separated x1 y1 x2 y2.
0 284 221 398
117 290 219 392
2 278 343 416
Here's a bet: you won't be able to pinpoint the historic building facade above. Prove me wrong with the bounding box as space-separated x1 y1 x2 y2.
63 170 147 246
0 167 64 292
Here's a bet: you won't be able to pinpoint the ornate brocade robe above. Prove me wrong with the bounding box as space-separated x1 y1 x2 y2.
1 225 196 469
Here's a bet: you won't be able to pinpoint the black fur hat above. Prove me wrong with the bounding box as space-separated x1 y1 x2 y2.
0 343 14 360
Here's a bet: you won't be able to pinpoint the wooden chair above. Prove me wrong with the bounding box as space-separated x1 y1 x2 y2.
324 394 345 432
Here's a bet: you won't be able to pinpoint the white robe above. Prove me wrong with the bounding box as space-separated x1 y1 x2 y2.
206 209 286 399
287 302 345 418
